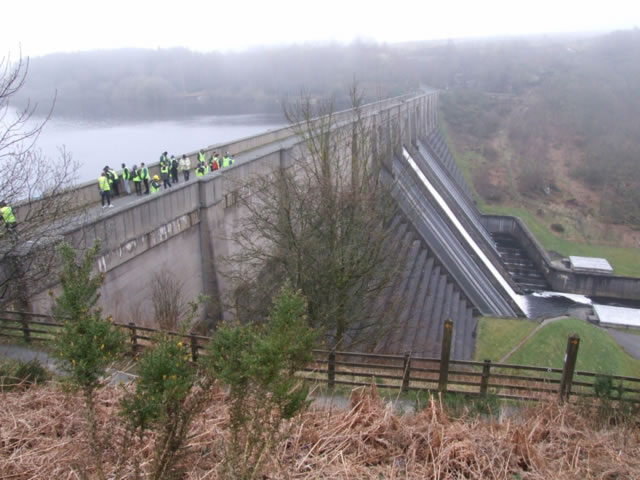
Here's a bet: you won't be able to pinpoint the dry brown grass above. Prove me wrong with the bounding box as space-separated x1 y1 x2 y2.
1 382 639 479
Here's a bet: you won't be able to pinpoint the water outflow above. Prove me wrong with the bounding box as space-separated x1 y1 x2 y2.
491 233 550 292
401 148 526 314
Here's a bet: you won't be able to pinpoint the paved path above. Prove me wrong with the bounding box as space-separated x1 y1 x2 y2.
605 329 640 360
0 344 61 373
0 343 136 384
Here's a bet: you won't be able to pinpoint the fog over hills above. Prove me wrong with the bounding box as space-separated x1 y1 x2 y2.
15 30 640 231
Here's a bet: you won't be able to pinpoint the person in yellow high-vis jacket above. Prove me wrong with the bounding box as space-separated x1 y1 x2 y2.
98 171 113 208
0 200 17 232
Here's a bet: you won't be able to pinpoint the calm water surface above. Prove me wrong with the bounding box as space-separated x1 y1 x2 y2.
35 114 286 184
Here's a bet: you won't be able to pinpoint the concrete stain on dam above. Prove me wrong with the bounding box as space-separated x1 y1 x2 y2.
98 213 197 273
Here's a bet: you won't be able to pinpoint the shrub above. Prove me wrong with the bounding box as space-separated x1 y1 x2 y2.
53 242 126 480
119 296 209 480
550 223 565 233
0 359 49 390
205 282 316 479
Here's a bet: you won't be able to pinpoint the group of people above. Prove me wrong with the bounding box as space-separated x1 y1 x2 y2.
97 150 235 208
195 150 234 177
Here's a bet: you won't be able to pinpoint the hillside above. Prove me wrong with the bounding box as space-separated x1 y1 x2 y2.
440 30 640 250
16 31 640 255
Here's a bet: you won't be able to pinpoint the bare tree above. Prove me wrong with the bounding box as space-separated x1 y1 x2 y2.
226 85 402 350
0 52 79 307
151 270 187 331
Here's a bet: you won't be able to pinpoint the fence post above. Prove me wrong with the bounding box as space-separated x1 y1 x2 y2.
439 319 453 392
128 322 138 356
402 351 412 393
19 311 31 344
328 351 336 390
190 334 199 362
559 334 580 401
480 359 491 395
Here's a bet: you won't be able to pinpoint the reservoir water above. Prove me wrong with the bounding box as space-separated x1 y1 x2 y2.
33 113 286 184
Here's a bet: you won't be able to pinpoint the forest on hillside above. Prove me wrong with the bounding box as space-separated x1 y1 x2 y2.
14 29 640 230
15 43 421 117
439 29 640 229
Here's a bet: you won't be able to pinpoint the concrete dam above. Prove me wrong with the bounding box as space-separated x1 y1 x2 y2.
9 90 640 360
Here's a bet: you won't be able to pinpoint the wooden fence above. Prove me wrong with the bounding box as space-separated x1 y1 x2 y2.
2 313 640 404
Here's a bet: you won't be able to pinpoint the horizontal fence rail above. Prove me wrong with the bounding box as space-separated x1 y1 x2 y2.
2 313 639 404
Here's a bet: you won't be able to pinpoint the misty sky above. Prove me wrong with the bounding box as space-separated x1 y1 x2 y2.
3 0 640 57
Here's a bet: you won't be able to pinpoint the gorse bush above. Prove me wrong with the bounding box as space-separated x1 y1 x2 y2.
119 298 210 480
0 359 49 390
121 334 195 427
53 242 126 480
54 242 125 391
205 281 316 479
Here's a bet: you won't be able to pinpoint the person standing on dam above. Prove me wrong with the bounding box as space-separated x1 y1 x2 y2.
98 171 113 208
131 165 142 196
210 152 219 172
221 152 233 168
106 166 120 196
121 163 131 195
179 154 191 181
160 162 172 189
196 160 206 177
140 163 150 194
170 155 179 184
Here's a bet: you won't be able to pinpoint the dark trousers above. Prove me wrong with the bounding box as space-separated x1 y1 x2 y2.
171 168 178 183
100 190 111 206
163 177 172 189
143 178 149 194
183 170 190 181
134 181 142 195
111 179 120 196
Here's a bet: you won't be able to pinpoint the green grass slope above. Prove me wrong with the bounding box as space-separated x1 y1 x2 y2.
507 317 640 377
473 317 538 362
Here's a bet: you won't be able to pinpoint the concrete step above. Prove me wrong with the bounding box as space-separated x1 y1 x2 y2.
462 306 476 360
451 293 465 359
405 254 434 353
355 218 410 351
386 240 424 352
376 226 417 352
413 264 441 356
431 275 449 350
378 228 416 352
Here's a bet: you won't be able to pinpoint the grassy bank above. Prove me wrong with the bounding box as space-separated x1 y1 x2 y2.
473 317 538 362
475 317 640 378
507 317 640 377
